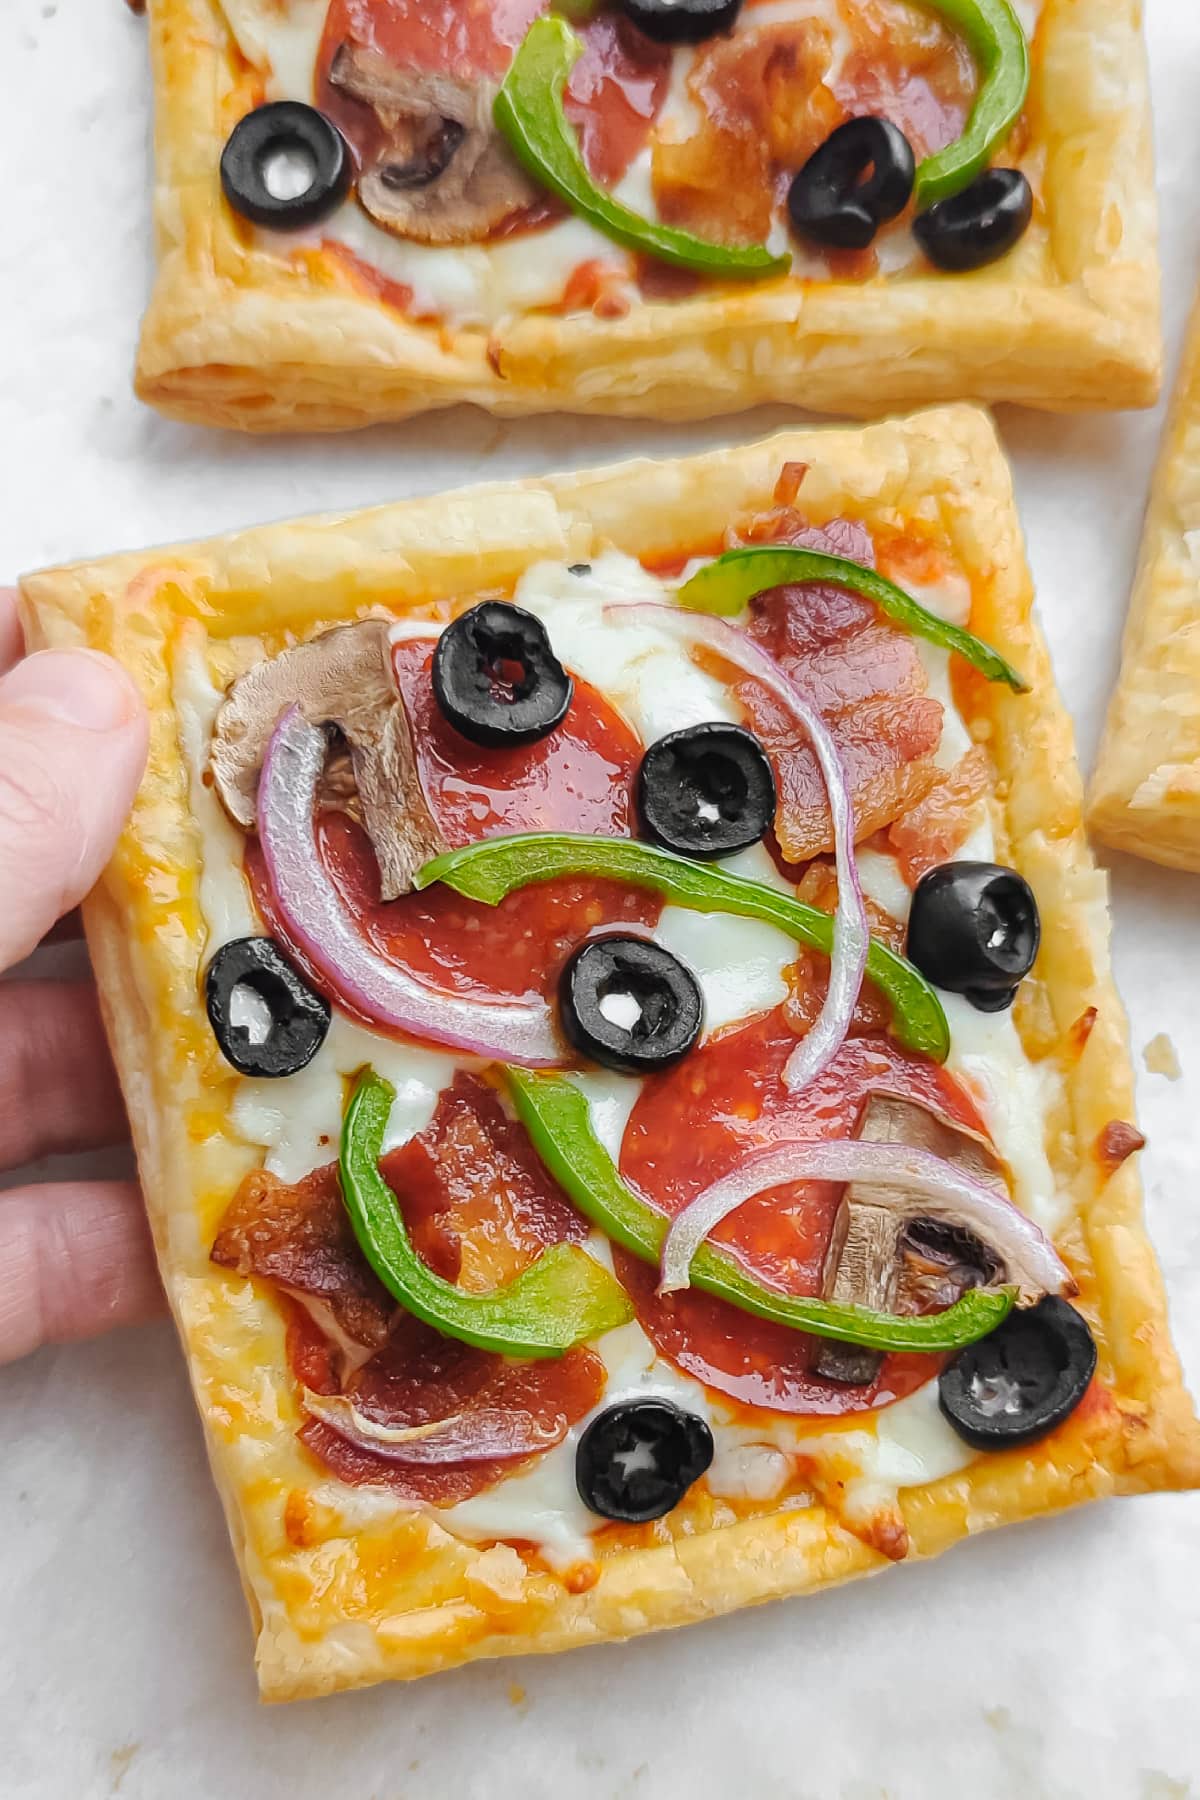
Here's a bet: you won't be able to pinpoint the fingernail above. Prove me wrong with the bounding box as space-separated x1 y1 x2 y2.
1 650 139 732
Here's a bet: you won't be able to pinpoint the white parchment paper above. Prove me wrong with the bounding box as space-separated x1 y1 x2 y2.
0 2 1197 1794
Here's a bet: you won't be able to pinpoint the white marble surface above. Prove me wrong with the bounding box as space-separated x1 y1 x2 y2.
2 1 1199 1795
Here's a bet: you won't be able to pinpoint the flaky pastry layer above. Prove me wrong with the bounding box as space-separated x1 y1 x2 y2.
1089 282 1200 870
20 407 1199 1700
134 0 1162 431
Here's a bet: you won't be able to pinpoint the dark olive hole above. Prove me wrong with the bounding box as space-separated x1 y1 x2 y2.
596 967 674 1041
482 650 533 704
689 751 749 821
261 139 319 201
228 973 284 1047
852 158 877 190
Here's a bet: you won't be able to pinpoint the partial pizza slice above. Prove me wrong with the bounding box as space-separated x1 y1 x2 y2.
20 407 1198 1701
133 0 1159 428
1089 283 1200 872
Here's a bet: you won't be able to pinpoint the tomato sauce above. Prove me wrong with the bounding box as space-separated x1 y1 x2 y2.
616 1008 984 1414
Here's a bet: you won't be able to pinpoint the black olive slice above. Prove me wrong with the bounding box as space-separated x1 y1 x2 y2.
576 1399 715 1521
906 860 1040 1011
637 721 776 860
913 168 1033 273
787 117 915 252
560 936 704 1074
619 0 743 45
205 938 331 1079
432 602 573 748
220 102 352 231
938 1297 1097 1450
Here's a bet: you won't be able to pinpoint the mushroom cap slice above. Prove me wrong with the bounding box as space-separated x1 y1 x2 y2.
211 619 446 902
329 44 542 247
815 1093 1011 1385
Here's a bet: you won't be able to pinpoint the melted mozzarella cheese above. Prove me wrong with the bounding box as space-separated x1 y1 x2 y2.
177 551 1071 1555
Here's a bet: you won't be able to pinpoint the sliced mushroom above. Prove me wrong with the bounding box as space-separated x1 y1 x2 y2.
329 44 541 246
210 619 446 902
815 1093 1010 1385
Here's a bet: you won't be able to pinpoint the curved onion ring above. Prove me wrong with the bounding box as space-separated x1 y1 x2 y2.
302 1392 563 1464
258 706 563 1065
606 602 869 1094
659 1139 1072 1303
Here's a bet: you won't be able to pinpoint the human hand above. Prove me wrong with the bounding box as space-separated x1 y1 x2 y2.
0 588 164 1364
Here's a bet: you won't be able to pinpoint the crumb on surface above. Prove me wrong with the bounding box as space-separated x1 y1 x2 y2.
1142 1033 1181 1081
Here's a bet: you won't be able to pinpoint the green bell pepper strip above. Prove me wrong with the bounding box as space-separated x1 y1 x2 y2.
414 832 950 1063
508 1068 1016 1352
677 545 1028 693
339 1070 632 1357
494 16 789 281
915 0 1030 209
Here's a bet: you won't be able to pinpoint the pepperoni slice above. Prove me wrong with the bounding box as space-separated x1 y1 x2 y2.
615 1008 985 1416
733 517 943 863
316 1 669 193
298 1322 605 1506
247 645 657 1015
833 3 973 164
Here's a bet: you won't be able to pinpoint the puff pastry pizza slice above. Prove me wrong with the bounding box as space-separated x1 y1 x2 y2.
20 408 1198 1702
134 0 1160 430
1089 284 1200 872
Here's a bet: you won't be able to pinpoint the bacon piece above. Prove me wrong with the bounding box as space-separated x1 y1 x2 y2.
1096 1121 1146 1171
733 517 944 862
652 23 841 245
887 745 991 885
212 1165 394 1351
382 1071 589 1291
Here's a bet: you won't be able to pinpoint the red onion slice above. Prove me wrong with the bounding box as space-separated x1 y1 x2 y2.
302 1392 561 1464
606 602 869 1094
659 1139 1071 1303
258 706 563 1065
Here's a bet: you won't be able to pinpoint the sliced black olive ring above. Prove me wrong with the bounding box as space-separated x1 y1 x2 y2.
560 936 704 1075
220 102 352 232
432 602 573 748
576 1399 715 1521
619 0 744 45
205 937 331 1079
938 1297 1097 1450
787 116 916 252
913 168 1033 273
637 720 776 860
906 860 1040 1013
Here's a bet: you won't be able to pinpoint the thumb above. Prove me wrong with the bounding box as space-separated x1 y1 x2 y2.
0 648 148 970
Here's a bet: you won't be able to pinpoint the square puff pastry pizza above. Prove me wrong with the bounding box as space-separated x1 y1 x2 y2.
20 407 1198 1703
134 0 1161 432
1089 283 1200 871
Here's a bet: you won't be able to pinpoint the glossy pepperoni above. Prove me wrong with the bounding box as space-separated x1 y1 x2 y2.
734 517 943 863
316 1 669 192
615 1007 985 1415
298 1319 606 1505
247 646 657 1018
831 2 973 164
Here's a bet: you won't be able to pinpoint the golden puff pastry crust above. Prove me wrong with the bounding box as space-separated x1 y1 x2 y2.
20 408 1199 1702
1089 284 1200 870
135 0 1162 432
